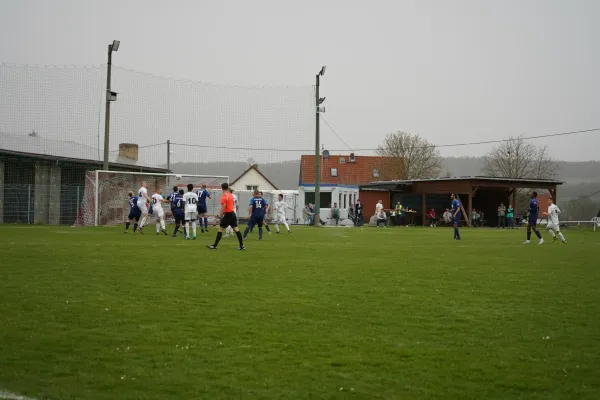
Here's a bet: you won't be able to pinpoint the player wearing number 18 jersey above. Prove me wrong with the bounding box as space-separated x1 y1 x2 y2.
183 184 199 240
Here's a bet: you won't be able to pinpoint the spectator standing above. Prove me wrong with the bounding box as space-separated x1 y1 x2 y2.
355 200 364 226
497 202 506 228
506 204 514 229
303 204 314 225
472 209 481 227
395 202 403 226
375 200 384 216
330 202 340 226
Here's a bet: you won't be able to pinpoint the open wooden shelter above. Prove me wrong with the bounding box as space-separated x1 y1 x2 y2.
359 176 563 226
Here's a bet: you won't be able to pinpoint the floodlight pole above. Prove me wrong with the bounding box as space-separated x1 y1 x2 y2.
103 42 116 171
314 67 325 226
166 140 171 173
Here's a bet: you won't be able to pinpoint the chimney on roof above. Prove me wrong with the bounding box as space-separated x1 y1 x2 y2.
119 143 138 160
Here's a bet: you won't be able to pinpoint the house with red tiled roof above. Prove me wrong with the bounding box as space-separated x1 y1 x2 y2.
298 154 404 219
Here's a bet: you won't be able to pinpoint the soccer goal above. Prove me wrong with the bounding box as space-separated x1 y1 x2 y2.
76 170 229 226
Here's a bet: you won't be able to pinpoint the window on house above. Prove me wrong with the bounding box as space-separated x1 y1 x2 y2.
373 169 380 178
304 192 332 208
246 185 258 191
339 157 345 163
330 168 338 177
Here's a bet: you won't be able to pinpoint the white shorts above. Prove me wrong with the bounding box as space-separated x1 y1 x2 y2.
185 211 197 221
273 213 287 223
153 206 165 219
137 202 148 214
546 222 560 231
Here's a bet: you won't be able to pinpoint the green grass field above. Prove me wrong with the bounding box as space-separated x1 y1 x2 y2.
1 225 599 400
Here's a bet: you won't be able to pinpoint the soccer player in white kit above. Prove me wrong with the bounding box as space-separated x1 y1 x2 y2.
137 182 151 233
225 188 239 237
273 193 291 234
543 197 567 243
183 183 199 240
151 190 169 235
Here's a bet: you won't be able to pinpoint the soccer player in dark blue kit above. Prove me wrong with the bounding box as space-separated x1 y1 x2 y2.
171 189 186 237
243 190 268 240
125 191 142 233
167 186 179 214
196 184 211 233
451 193 461 240
524 191 544 245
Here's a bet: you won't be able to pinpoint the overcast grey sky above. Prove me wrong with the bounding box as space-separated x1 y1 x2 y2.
1 0 599 161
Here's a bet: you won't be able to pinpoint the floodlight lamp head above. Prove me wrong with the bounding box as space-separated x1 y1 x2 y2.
319 66 326 76
318 97 326 105
111 40 120 51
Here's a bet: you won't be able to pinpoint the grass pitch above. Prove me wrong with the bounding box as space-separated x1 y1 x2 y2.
0 225 599 400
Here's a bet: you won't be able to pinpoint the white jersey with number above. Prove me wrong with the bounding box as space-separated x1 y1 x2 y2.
137 187 148 204
183 192 199 213
151 194 165 217
547 204 561 229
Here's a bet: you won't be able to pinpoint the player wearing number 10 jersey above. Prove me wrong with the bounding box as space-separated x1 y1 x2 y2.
183 184 199 240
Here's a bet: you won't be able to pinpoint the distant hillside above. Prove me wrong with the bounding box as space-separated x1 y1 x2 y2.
170 157 600 200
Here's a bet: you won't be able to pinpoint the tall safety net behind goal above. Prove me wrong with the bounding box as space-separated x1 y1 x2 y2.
77 171 229 226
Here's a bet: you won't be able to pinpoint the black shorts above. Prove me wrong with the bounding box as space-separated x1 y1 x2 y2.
128 212 140 222
197 204 208 214
220 212 238 229
174 212 184 225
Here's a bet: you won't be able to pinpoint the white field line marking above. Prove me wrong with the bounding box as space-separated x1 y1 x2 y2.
0 389 39 400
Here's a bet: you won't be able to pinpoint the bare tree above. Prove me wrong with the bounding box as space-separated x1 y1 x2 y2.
376 131 442 179
483 135 559 179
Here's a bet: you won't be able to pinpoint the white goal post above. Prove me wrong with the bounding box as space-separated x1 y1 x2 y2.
77 170 229 227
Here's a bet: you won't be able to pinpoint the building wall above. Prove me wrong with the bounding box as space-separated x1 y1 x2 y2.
231 169 277 191
298 185 359 225
358 190 391 217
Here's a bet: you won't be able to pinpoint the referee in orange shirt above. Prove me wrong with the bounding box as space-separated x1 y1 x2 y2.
207 182 245 250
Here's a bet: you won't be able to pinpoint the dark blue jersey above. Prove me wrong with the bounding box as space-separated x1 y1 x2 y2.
128 196 141 217
452 199 461 217
167 191 178 209
172 194 184 214
195 189 210 205
529 198 539 218
250 197 267 219
129 196 140 211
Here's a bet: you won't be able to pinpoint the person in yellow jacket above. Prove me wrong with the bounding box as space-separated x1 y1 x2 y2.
395 202 403 226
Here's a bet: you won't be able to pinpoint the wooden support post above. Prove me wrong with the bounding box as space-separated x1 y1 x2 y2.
549 187 556 203
512 188 517 212
467 192 473 227
421 193 427 226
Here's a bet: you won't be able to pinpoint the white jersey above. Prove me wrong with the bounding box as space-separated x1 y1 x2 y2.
233 194 239 212
137 187 148 204
183 191 199 213
151 194 165 216
376 203 383 214
547 204 561 226
274 200 288 215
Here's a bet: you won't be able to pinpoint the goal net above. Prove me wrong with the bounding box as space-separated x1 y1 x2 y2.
76 170 229 226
